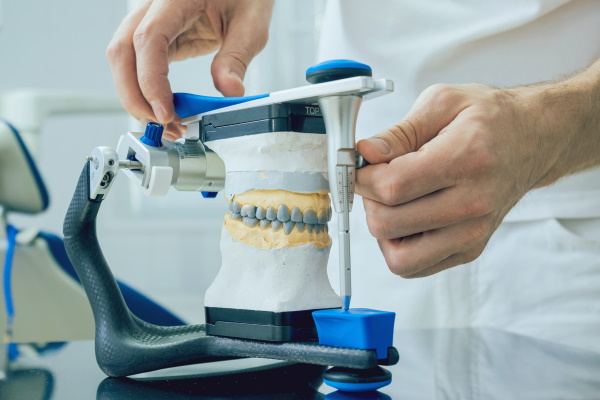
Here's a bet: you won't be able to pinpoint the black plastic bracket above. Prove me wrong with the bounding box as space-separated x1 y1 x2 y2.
197 103 326 142
205 307 335 342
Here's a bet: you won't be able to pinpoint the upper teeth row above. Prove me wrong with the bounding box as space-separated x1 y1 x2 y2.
229 202 332 224
230 212 329 235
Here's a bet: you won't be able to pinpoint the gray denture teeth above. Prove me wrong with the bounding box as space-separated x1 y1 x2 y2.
291 207 303 223
303 209 318 225
243 217 259 228
272 220 283 232
277 205 291 222
230 203 332 235
317 210 328 224
255 206 266 220
241 205 256 218
230 201 241 214
266 206 277 221
283 221 295 235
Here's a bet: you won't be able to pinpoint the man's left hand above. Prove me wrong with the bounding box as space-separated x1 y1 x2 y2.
356 81 595 278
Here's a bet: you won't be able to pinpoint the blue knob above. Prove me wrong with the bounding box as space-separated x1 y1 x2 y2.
201 191 218 198
306 60 372 84
140 122 164 147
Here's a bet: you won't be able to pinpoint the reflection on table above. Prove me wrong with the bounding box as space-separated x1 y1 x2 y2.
1 327 599 399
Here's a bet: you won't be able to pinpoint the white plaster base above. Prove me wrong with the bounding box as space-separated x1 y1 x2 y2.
205 132 327 173
204 228 341 312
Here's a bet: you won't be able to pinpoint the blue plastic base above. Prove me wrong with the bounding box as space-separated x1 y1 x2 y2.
324 379 392 393
313 308 395 359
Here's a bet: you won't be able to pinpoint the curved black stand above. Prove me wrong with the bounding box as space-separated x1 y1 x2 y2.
63 163 399 377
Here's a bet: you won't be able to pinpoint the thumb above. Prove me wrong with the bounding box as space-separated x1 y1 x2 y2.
358 84 471 164
357 120 420 164
211 7 272 97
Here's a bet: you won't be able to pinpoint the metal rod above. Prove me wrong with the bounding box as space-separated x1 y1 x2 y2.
339 165 352 311
118 160 143 170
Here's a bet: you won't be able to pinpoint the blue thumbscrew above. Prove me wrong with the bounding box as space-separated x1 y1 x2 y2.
140 122 164 147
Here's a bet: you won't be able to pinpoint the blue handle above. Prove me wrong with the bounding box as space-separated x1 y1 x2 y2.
174 93 269 118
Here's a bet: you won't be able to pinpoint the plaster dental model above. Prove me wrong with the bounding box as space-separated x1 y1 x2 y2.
204 131 341 341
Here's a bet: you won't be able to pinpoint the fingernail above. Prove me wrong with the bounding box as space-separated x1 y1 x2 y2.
150 101 166 124
367 137 391 155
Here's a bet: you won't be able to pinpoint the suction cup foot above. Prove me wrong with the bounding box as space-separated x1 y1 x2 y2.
325 390 392 400
323 366 391 392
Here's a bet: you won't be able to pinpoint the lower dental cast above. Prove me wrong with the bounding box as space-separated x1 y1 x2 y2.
204 132 341 313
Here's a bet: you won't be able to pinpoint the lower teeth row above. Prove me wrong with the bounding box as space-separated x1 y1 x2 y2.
229 202 332 224
229 212 328 235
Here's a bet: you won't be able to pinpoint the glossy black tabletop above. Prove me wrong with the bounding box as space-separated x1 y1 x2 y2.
1 327 599 399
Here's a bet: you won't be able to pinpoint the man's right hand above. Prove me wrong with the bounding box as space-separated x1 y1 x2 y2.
107 0 274 140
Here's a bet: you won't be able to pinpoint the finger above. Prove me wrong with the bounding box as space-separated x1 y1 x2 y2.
357 84 473 164
138 117 185 141
211 1 273 96
134 0 204 124
169 11 221 61
401 251 477 278
163 120 186 140
162 131 180 142
364 183 494 239
377 217 491 277
356 138 456 206
107 1 156 122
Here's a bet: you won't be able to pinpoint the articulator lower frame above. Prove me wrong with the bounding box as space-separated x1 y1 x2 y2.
63 161 398 377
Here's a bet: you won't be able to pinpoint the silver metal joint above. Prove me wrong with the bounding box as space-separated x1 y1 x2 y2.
89 146 120 200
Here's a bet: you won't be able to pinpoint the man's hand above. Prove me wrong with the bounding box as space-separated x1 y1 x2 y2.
356 65 600 278
107 0 274 140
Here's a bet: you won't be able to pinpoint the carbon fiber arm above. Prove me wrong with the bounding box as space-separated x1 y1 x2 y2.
63 162 397 377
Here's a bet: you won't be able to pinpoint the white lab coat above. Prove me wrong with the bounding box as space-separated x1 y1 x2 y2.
319 0 600 352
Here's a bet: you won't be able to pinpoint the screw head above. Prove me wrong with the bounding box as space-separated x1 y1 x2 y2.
141 122 164 147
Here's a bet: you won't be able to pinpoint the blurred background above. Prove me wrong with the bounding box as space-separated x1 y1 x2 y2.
0 0 325 324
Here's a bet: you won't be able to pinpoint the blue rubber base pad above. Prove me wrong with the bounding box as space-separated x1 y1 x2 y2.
325 390 392 400
324 379 392 392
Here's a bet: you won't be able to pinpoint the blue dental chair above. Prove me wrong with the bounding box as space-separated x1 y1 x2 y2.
0 119 184 357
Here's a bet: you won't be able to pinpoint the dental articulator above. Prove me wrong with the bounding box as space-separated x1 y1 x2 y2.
64 60 398 392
